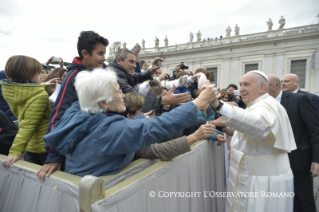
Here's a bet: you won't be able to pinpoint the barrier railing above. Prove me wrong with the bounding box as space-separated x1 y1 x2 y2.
0 140 227 212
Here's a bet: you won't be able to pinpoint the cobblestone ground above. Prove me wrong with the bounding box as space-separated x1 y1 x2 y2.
314 177 319 212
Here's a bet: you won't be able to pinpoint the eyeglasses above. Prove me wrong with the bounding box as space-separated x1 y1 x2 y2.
117 48 134 60
116 89 123 95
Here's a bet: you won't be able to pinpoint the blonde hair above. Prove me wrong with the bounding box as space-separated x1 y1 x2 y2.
124 93 145 117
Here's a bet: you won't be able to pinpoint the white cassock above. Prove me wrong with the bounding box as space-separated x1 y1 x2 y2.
219 93 296 212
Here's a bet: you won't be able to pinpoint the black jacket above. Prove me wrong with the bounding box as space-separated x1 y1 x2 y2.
297 89 319 114
110 62 151 96
0 109 18 155
0 71 17 122
45 57 95 164
280 91 319 172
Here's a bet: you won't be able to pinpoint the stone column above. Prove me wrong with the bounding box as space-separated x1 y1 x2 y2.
230 58 239 84
275 52 284 77
312 51 319 95
192 61 201 72
265 54 274 75
221 58 230 88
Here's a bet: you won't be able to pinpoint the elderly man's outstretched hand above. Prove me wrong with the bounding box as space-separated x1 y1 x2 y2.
36 162 62 181
193 83 219 110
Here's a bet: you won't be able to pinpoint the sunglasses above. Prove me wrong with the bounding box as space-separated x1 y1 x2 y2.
117 48 135 60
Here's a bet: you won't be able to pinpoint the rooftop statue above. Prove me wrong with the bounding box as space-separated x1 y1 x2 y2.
226 26 232 37
164 36 168 47
190 32 194 42
234 24 240 36
142 39 145 49
266 18 273 30
279 16 285 29
196 30 202 42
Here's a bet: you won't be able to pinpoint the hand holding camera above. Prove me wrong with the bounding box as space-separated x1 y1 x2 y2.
149 57 164 78
180 62 188 70
46 56 54 65
159 73 169 81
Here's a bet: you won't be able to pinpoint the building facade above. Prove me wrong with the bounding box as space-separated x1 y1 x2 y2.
108 23 319 94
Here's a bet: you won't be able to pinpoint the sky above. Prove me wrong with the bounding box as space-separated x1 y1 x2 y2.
0 0 318 69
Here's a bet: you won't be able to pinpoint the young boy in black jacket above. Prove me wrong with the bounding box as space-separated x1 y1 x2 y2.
37 31 109 180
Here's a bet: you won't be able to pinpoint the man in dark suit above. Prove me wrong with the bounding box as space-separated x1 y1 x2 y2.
268 74 319 212
282 73 319 114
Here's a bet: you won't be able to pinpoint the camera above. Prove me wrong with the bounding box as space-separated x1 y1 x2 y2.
180 62 188 70
167 74 175 81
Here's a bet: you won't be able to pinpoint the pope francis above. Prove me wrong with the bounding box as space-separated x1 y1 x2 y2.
210 71 296 212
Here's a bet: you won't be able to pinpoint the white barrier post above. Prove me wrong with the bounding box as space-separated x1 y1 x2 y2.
79 175 105 212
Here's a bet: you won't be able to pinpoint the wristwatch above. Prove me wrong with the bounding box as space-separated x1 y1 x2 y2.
215 101 224 111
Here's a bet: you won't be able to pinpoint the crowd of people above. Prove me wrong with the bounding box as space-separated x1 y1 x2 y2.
1 30 319 212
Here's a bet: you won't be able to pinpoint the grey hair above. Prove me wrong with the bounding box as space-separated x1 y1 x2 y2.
268 74 281 89
253 73 269 92
74 67 118 113
114 48 134 63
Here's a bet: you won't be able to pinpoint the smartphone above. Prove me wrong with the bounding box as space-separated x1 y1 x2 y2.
233 90 240 96
141 93 162 115
131 43 141 55
156 59 161 66
52 57 62 62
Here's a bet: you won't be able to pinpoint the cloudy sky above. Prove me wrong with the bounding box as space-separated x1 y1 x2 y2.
0 0 318 69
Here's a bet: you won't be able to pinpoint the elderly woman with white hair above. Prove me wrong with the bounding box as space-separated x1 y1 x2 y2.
43 68 218 177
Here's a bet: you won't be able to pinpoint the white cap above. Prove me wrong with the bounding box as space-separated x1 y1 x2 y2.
248 70 269 85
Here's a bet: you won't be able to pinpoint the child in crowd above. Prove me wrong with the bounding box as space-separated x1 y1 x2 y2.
124 93 217 160
195 90 226 145
1 55 53 167
40 67 67 96
37 31 109 180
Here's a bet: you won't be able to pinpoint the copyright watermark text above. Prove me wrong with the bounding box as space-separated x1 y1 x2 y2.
148 191 295 198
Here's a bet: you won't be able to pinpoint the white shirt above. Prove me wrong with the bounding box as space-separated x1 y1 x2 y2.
219 102 233 120
275 90 283 103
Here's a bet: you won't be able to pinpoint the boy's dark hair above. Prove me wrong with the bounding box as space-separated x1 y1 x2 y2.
227 83 238 90
77 31 109 60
